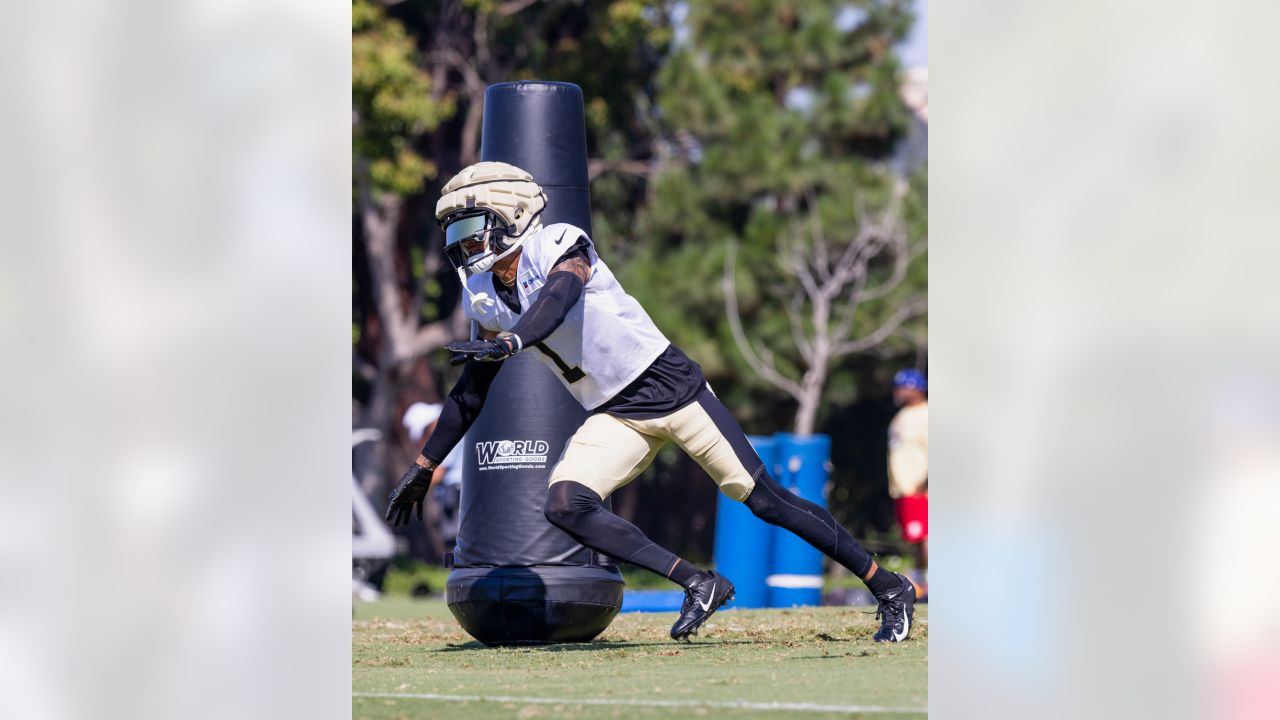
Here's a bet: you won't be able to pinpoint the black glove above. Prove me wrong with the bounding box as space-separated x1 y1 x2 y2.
386 463 433 527
446 334 520 366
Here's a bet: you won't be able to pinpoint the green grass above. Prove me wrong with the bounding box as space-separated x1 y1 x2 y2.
353 597 927 719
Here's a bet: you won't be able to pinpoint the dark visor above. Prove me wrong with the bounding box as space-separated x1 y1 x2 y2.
442 210 509 270
444 213 490 247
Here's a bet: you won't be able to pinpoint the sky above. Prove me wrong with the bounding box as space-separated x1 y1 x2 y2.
899 0 929 68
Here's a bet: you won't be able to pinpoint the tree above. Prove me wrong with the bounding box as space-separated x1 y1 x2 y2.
626 0 926 436
723 183 926 435
352 0 462 498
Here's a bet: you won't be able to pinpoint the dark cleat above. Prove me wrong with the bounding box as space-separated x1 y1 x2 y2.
872 572 916 643
670 571 735 641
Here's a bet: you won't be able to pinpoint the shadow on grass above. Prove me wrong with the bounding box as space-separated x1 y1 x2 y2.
434 635 867 653
435 640 715 653
790 650 879 660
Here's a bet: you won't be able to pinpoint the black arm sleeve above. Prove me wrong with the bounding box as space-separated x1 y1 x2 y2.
420 359 503 464
507 270 584 347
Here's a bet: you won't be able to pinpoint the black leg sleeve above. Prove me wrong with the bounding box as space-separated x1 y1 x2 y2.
544 481 700 585
690 388 876 578
745 470 875 577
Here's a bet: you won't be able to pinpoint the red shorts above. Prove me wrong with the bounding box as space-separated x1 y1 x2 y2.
895 494 928 543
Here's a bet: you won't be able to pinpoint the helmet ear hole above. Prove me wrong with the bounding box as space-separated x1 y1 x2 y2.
514 206 524 219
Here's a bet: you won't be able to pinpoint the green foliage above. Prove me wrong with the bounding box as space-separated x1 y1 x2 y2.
352 0 454 196
622 0 925 433
381 559 453 596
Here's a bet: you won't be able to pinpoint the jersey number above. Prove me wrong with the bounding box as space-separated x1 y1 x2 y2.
533 342 586 383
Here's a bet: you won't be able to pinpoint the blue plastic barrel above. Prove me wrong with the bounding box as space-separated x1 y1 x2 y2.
619 589 687 613
767 434 831 607
712 435 776 608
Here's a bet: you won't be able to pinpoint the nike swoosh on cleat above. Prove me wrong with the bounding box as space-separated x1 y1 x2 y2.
697 583 716 612
894 611 910 642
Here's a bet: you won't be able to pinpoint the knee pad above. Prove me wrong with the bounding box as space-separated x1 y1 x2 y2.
543 480 601 530
718 468 756 502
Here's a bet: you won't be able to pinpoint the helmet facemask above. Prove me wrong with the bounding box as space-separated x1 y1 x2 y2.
435 161 548 276
441 208 514 273
440 201 544 275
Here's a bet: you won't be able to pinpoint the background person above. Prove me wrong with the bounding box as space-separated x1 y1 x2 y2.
433 442 463 556
401 402 463 561
888 368 929 597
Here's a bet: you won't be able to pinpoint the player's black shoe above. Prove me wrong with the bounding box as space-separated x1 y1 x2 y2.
871 572 916 642
670 571 735 641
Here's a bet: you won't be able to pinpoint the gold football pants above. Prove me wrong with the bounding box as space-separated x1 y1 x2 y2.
549 387 762 502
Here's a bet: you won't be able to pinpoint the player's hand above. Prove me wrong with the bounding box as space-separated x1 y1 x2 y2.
446 334 519 366
386 462 434 527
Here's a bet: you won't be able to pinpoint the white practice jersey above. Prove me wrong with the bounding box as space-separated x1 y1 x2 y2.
464 223 670 409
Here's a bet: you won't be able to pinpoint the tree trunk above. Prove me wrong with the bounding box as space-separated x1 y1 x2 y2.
360 194 405 504
460 99 483 167
359 363 396 502
793 362 827 437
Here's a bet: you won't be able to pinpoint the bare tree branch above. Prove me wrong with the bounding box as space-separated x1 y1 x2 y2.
428 48 485 95
832 297 928 357
908 238 927 262
587 158 652 180
826 197 910 341
827 197 872 281
804 187 831 284
830 262 869 344
854 197 909 303
827 221 876 294
779 230 822 303
427 47 486 164
786 291 814 362
857 234 909 302
496 0 538 15
473 7 491 78
406 309 463 361
723 243 804 400
726 182 925 434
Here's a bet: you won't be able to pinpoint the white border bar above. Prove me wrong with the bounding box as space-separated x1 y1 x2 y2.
765 574 825 589
353 691 926 714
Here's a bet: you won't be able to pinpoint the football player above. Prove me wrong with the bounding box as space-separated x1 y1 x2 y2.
387 162 915 642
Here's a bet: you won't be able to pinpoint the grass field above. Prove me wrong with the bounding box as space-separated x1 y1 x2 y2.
353 597 927 719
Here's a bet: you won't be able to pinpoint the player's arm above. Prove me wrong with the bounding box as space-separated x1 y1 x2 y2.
386 344 502 526
445 248 591 364
508 253 590 345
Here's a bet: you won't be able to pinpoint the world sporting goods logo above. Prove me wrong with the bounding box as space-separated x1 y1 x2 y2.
474 439 551 471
